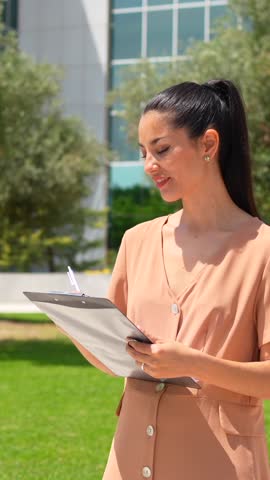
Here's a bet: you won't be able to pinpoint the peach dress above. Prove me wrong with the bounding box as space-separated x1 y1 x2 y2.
103 214 270 480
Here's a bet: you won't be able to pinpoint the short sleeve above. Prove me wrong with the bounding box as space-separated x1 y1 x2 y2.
107 233 128 315
256 257 270 348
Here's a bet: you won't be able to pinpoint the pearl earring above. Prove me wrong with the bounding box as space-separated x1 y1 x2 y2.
204 155 210 162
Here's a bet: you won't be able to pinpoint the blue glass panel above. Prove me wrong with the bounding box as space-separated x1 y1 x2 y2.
147 10 173 57
178 8 205 55
147 0 173 5
153 61 171 76
109 115 139 162
110 65 137 109
242 16 253 32
2 0 18 29
111 13 142 59
10 0 18 29
210 5 236 38
112 0 142 8
110 65 135 89
110 164 149 188
2 1 7 23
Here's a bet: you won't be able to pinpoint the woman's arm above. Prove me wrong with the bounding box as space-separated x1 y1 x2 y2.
191 343 270 398
127 340 270 399
58 326 116 376
58 233 128 378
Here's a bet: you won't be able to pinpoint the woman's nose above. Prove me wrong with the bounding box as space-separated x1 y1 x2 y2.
144 155 159 176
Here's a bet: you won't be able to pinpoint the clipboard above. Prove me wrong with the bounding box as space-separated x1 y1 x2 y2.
23 291 200 389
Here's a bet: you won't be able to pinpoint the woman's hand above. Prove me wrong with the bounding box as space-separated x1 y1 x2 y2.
126 339 199 379
127 330 270 398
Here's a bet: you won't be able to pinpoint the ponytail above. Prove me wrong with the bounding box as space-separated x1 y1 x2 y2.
203 80 259 218
144 79 260 218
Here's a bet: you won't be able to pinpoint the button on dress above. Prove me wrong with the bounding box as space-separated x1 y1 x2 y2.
103 214 270 480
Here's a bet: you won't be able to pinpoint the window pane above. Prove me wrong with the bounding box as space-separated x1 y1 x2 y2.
110 65 134 89
110 164 148 188
178 8 205 55
147 10 173 57
2 1 7 23
109 116 139 161
154 61 171 76
10 0 18 29
109 65 125 109
210 5 226 35
147 0 173 5
210 5 235 38
241 16 253 32
111 13 142 59
112 0 142 8
2 0 18 30
110 65 136 109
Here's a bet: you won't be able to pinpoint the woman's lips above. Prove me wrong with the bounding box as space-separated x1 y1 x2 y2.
154 177 171 189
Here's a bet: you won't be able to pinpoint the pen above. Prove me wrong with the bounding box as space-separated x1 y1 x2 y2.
67 265 81 293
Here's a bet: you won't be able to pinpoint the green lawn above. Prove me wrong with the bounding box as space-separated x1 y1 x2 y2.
265 401 270 448
1 334 270 479
0 312 49 323
0 337 123 480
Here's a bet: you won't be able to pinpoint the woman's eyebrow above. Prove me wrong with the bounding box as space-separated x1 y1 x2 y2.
138 136 169 147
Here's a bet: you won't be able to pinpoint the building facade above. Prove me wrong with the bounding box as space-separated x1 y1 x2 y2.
2 0 229 263
4 0 229 191
109 0 228 188
8 0 111 263
2 0 17 29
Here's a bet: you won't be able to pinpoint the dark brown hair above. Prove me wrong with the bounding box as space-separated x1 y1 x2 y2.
144 79 260 218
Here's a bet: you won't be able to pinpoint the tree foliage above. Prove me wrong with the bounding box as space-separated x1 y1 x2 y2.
109 186 178 250
108 0 270 221
0 8 109 271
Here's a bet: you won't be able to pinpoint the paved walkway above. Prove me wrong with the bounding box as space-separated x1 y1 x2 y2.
0 320 61 340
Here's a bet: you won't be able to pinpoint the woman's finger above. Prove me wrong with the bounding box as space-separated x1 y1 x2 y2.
126 345 152 363
127 340 153 355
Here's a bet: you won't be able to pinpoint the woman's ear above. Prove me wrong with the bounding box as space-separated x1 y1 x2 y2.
202 129 220 160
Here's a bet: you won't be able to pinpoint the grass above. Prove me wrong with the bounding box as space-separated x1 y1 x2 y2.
0 313 49 323
1 328 270 479
265 404 270 448
0 337 123 480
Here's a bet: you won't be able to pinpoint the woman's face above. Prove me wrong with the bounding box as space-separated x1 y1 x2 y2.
138 110 209 203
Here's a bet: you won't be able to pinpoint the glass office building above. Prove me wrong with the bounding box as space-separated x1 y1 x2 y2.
4 0 111 264
3 0 229 190
3 0 230 260
109 0 228 188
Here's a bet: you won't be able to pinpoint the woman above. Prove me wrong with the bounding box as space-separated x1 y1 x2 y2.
72 79 270 479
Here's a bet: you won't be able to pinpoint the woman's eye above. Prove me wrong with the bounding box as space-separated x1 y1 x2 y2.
140 147 169 159
157 147 169 155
